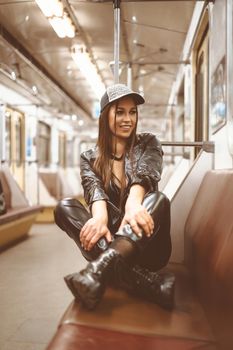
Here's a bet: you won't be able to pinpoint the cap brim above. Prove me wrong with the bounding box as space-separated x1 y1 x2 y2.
127 92 145 106
101 92 145 112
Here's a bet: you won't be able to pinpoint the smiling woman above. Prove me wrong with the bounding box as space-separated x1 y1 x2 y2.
54 83 175 311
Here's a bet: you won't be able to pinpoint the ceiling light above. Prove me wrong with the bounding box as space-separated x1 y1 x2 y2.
71 114 78 121
49 17 66 38
11 71 16 80
71 45 105 99
78 120 84 126
35 0 75 38
62 14 75 38
35 0 63 17
32 85 38 95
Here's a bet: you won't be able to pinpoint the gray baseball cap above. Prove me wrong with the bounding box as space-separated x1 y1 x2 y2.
100 83 145 112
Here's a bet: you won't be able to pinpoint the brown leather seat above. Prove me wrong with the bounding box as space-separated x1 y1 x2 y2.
0 170 42 249
46 170 233 350
185 170 233 350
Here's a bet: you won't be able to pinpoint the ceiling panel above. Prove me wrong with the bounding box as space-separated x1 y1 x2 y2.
0 0 195 135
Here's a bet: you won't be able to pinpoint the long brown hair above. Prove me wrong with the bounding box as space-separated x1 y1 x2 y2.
93 101 138 193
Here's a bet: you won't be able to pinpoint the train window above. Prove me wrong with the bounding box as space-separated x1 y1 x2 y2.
38 122 51 166
196 52 204 142
5 111 11 163
66 138 74 167
209 0 227 135
195 23 209 154
15 115 22 166
59 132 66 168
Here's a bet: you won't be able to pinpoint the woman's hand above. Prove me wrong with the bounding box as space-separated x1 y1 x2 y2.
119 203 154 238
119 184 154 238
80 217 112 251
80 199 111 251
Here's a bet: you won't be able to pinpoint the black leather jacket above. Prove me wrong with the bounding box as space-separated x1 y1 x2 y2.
80 133 163 211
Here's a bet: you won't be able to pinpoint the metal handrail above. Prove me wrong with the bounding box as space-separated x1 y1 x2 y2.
161 141 214 153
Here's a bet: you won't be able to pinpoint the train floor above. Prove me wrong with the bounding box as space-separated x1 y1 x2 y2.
0 223 86 350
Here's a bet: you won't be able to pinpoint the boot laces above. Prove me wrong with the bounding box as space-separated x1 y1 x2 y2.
90 249 119 276
132 265 161 286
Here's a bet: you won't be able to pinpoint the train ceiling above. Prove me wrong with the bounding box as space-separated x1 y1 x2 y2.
0 0 195 136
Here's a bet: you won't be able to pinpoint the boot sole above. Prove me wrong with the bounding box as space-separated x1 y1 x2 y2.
64 274 102 310
64 274 82 302
160 274 176 310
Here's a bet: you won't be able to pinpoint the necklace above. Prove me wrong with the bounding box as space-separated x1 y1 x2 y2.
111 153 124 161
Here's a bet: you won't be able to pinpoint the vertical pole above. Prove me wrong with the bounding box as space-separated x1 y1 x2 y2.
113 0 121 83
36 105 40 205
127 63 132 88
171 106 175 164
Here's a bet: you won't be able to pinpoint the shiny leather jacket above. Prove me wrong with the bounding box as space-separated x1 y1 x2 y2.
80 133 163 209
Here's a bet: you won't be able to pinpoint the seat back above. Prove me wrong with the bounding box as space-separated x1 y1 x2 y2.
0 171 12 210
184 170 233 349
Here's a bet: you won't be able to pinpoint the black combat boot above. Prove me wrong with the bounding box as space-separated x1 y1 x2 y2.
64 192 174 310
64 231 140 310
114 260 175 310
64 248 120 310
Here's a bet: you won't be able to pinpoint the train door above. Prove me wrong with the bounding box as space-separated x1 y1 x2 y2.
5 107 25 190
194 12 209 156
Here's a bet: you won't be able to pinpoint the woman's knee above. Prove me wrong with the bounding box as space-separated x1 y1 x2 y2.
54 198 73 224
143 191 170 220
54 197 90 229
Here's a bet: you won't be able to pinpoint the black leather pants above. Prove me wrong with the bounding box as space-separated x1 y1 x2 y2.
54 192 171 271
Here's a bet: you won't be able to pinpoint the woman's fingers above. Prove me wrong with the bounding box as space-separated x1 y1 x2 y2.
120 209 154 238
105 230 112 243
135 212 154 237
129 218 142 236
86 228 111 251
81 221 111 251
86 232 99 251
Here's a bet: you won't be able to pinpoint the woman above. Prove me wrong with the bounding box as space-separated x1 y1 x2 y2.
54 83 175 310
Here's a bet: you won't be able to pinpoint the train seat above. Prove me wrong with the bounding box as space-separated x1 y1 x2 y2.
37 169 83 222
46 169 233 350
0 169 42 249
39 170 63 200
39 168 82 201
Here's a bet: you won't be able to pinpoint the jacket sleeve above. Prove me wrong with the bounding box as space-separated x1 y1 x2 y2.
130 133 163 192
80 151 109 206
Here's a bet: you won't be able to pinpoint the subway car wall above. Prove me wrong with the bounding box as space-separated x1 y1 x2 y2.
0 86 84 207
0 0 232 220
0 1 233 350
0 0 232 217
0 0 232 258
